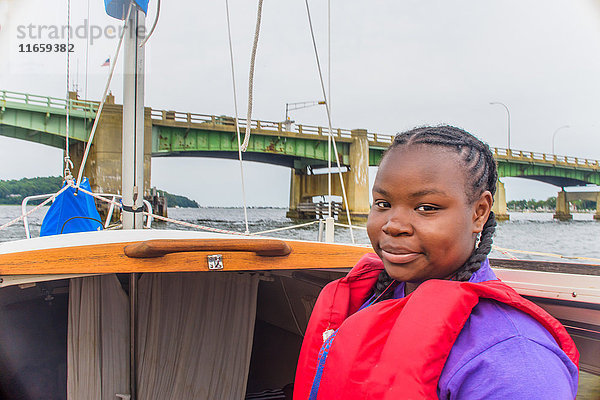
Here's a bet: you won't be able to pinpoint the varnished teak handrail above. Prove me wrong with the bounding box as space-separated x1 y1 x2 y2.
124 239 292 258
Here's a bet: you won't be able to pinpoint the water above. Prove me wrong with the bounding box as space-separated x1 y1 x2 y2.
1 205 599 264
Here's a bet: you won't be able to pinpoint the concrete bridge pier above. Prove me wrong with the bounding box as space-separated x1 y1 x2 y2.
492 179 509 221
556 190 600 221
287 129 371 222
343 129 371 222
554 189 573 221
68 93 153 219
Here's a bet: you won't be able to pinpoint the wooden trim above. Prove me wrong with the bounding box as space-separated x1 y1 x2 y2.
2 242 597 278
0 239 371 275
124 239 292 258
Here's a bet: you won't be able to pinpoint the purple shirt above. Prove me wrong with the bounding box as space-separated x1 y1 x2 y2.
387 260 579 399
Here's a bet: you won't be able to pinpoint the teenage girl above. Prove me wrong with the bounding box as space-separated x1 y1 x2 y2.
294 126 579 399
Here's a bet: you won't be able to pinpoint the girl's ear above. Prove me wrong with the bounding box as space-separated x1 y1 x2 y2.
472 190 493 233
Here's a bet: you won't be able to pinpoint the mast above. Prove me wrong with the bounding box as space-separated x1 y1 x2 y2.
122 4 145 400
122 4 145 230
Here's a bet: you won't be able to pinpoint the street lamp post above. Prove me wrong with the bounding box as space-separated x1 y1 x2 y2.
285 100 326 122
552 125 570 155
490 102 511 150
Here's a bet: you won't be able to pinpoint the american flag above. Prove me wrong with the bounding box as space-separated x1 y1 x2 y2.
101 58 110 67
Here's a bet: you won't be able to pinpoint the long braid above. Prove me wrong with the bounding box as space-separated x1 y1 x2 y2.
453 212 496 281
370 125 498 300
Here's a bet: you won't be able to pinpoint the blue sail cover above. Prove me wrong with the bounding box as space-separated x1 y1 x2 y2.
104 0 149 20
40 178 103 237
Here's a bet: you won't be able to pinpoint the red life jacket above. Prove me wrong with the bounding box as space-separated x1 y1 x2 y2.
294 254 579 400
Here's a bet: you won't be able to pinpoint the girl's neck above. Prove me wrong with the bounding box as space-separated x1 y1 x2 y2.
405 282 420 296
405 267 469 295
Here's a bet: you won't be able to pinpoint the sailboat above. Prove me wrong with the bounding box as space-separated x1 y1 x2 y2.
0 0 599 399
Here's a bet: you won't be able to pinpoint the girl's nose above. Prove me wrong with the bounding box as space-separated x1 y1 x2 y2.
381 214 414 236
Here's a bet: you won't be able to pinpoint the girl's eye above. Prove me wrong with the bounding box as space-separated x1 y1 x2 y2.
416 204 439 212
374 201 391 209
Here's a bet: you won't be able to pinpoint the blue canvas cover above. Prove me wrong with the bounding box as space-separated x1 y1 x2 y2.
104 0 150 20
40 178 103 237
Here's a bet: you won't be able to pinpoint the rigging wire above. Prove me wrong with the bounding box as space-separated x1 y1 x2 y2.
241 0 264 151
303 0 355 243
83 0 92 163
327 0 331 218
225 0 250 235
84 0 90 105
64 0 73 180
76 5 133 187
139 0 161 48
251 220 319 236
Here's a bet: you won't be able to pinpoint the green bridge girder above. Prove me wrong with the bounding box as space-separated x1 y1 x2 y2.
1 89 599 188
496 160 600 187
152 124 351 169
0 93 95 149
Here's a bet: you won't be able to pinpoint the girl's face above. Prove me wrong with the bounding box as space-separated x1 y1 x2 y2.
367 145 492 283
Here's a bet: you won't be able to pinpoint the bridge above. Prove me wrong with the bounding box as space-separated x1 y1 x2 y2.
1 89 599 221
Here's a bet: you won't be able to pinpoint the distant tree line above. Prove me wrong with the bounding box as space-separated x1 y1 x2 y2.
508 197 596 211
0 176 63 204
0 176 199 208
156 190 199 208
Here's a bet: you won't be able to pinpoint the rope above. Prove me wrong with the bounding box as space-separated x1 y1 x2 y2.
76 5 132 187
73 184 247 236
303 0 355 244
251 220 319 236
70 185 121 208
225 0 250 234
0 185 70 232
141 212 247 235
241 0 264 151
334 222 367 230
64 0 72 180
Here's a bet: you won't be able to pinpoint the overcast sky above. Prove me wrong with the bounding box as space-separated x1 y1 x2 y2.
1 0 600 206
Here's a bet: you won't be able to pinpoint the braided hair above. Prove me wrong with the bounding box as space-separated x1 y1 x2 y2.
372 125 498 301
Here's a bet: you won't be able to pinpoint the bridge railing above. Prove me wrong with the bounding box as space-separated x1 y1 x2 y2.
0 89 98 115
151 109 358 140
149 108 599 168
367 132 395 145
294 124 353 139
493 148 599 169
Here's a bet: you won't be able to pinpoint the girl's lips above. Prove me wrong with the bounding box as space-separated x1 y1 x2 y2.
380 249 421 264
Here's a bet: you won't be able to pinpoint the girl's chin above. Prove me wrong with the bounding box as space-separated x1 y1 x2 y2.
381 257 425 282
383 267 423 283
